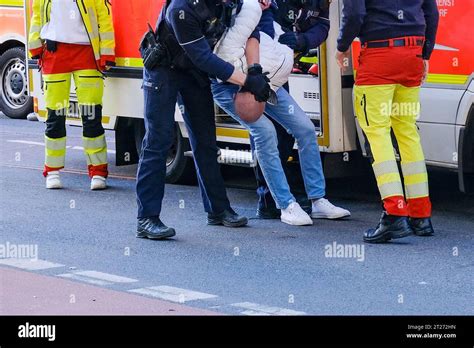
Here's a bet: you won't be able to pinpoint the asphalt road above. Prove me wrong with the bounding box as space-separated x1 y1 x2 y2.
1 113 473 315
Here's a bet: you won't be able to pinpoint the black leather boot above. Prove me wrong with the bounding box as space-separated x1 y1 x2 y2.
409 217 434 236
364 212 413 243
208 209 248 227
137 217 176 240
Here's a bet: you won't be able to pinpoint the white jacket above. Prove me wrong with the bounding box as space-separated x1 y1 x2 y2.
214 0 294 91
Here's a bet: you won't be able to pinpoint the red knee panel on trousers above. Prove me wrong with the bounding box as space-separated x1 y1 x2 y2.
383 195 409 216
356 37 425 87
42 43 97 74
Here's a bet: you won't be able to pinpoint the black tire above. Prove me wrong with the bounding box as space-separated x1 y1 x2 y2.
0 47 33 119
134 121 196 185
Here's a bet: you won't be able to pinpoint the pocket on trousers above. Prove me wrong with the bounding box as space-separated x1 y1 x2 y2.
354 89 370 129
142 67 167 91
44 79 67 91
142 79 162 93
360 93 370 127
142 79 165 114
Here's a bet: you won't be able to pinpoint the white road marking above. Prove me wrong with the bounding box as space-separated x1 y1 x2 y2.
7 140 45 146
7 140 116 154
0 258 64 270
72 270 138 283
129 286 218 303
231 302 306 316
56 270 138 285
57 273 112 286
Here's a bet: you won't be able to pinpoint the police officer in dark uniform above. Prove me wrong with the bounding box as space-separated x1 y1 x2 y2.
254 0 331 219
135 0 272 239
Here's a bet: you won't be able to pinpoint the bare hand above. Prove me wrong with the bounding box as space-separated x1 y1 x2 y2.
335 49 351 71
422 60 429 83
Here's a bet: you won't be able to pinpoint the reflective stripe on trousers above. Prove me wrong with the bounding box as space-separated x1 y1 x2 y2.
354 84 431 218
44 136 66 169
83 134 107 166
43 68 107 178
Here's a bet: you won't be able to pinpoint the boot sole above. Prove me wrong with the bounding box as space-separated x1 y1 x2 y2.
207 219 249 228
414 230 434 237
364 232 392 244
136 228 176 240
364 229 413 244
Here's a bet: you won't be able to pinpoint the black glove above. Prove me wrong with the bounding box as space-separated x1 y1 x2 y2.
247 63 263 76
278 32 306 52
46 40 57 53
242 67 271 103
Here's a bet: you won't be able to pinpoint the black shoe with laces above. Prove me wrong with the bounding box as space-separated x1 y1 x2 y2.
364 212 413 244
207 209 248 227
409 217 434 236
137 217 176 240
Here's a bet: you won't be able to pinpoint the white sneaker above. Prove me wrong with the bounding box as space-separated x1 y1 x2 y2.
311 198 351 219
46 171 62 189
91 175 107 190
281 202 313 226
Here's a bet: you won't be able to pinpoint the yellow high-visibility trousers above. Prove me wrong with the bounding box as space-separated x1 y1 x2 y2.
43 69 108 178
354 84 431 218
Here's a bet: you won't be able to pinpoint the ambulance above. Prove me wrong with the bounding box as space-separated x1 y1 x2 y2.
25 0 474 192
0 0 32 118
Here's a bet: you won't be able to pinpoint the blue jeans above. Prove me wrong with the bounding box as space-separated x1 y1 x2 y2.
211 81 326 209
136 67 231 218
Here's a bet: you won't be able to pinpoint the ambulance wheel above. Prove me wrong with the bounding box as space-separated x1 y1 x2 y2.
0 47 33 119
165 124 196 185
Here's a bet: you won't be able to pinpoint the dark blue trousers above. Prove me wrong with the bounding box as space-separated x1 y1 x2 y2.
136 66 231 218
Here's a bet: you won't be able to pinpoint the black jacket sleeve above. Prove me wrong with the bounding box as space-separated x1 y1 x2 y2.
337 0 366 52
300 9 330 51
168 8 235 81
422 0 439 59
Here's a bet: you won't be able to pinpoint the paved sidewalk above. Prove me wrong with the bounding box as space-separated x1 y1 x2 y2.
0 267 219 315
